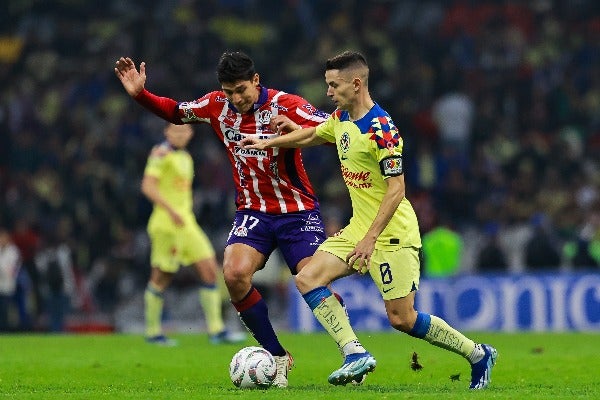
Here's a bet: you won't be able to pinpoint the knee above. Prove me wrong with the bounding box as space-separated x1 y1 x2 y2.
222 260 251 288
196 261 217 284
388 309 418 333
294 266 320 293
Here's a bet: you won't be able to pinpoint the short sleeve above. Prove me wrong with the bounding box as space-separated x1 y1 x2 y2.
315 115 336 143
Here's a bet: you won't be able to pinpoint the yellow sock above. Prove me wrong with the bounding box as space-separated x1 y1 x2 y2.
144 284 163 337
424 315 476 358
312 295 357 348
199 286 225 335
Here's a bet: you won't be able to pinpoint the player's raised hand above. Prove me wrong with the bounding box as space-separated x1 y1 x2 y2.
114 57 146 97
270 115 300 134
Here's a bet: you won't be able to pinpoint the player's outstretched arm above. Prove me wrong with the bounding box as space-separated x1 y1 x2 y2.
240 127 327 149
114 57 146 97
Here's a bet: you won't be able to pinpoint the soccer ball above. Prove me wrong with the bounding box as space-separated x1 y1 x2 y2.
229 346 277 389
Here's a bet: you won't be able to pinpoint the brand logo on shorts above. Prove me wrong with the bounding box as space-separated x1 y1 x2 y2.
310 235 323 246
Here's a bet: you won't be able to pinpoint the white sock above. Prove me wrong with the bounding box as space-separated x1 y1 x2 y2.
467 343 485 364
341 340 366 356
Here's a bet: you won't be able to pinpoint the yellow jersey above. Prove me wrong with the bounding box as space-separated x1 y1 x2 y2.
144 142 196 232
315 104 421 250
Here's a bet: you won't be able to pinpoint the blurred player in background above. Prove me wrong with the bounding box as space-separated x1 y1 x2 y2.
241 51 498 389
141 123 244 346
115 51 344 387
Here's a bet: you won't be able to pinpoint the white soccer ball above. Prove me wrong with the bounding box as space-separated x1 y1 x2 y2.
229 346 277 389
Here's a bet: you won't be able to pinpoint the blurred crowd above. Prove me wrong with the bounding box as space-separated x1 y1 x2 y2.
1 0 599 331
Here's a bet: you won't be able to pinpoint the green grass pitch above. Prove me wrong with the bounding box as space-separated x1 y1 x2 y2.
1 332 598 399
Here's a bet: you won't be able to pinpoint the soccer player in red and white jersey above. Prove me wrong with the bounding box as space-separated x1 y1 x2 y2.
115 51 340 387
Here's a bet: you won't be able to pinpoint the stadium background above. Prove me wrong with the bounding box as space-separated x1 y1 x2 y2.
0 0 599 333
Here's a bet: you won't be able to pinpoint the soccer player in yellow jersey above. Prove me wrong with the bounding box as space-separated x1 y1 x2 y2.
142 123 244 346
241 51 497 389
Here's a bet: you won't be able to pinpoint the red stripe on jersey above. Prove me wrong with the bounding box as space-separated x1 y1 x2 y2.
135 87 327 214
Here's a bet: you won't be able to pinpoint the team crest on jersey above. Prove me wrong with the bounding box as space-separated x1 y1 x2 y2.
380 156 403 176
340 132 350 160
367 116 400 154
221 109 238 126
257 110 272 125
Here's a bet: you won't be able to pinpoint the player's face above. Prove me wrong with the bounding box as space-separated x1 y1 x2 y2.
221 73 260 114
164 124 193 149
325 69 355 111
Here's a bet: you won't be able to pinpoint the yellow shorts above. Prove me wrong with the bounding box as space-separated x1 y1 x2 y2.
318 235 421 300
148 221 215 273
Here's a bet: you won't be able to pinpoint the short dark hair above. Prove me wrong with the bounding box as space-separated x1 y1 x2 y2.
325 51 368 71
216 51 256 83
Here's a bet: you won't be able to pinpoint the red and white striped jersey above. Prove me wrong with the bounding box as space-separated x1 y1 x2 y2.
135 86 329 214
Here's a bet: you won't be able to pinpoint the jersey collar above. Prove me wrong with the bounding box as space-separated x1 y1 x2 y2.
253 85 269 111
338 103 381 133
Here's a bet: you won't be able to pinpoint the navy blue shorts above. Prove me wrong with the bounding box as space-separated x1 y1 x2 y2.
226 209 326 274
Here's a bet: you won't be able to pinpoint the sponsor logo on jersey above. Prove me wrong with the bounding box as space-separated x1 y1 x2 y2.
313 110 329 119
302 104 317 113
224 129 246 142
302 104 328 119
269 102 288 112
380 156 403 176
234 146 268 158
340 165 372 189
